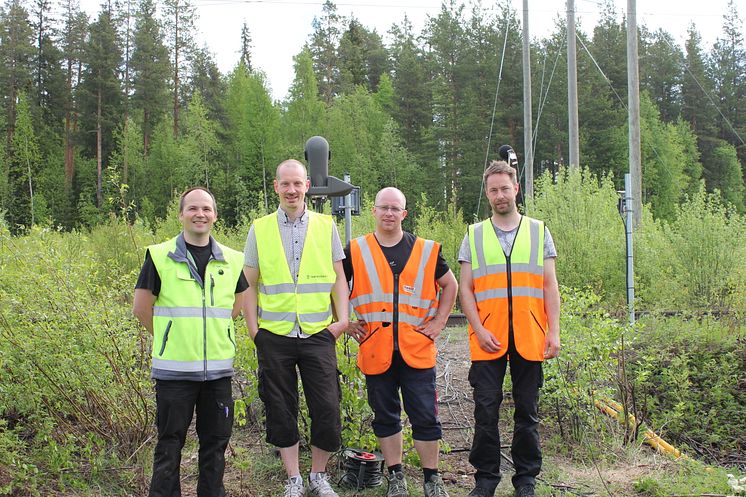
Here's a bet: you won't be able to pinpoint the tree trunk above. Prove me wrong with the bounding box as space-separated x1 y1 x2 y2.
64 57 74 190
96 88 103 208
172 4 180 137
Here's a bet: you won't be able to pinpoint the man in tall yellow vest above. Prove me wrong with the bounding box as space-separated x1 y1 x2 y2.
345 187 458 497
243 159 349 497
133 187 248 497
459 161 561 497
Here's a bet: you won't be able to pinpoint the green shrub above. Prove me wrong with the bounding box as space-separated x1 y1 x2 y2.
0 221 153 494
529 168 628 308
625 316 745 464
542 287 628 449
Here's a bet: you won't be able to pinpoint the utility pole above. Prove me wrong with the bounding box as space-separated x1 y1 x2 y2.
566 0 580 168
624 173 635 326
522 0 534 200
627 0 642 226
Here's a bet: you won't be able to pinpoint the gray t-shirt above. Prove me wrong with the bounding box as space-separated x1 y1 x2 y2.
244 206 345 338
458 218 557 263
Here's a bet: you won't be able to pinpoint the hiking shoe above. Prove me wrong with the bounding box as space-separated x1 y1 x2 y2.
308 473 339 497
515 484 536 497
424 474 449 497
284 477 305 497
467 486 495 497
386 470 409 497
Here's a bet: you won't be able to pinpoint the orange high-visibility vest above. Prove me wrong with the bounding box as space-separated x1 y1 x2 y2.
468 216 547 361
349 234 441 375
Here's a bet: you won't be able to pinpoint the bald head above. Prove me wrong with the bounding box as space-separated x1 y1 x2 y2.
276 159 307 180
375 187 406 209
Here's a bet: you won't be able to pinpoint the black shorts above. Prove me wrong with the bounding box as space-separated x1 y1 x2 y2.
365 351 442 441
255 328 342 451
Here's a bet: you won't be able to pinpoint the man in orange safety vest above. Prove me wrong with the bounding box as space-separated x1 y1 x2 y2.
345 187 458 497
459 160 561 497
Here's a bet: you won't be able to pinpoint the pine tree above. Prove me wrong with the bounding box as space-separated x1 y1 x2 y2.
640 29 683 123
424 0 467 207
709 0 746 166
79 6 123 208
185 47 226 126
163 0 196 137
131 0 169 155
590 1 627 107
389 16 433 166
682 25 717 139
31 0 65 128
0 0 35 144
337 17 387 94
308 0 343 105
240 21 252 71
60 0 87 191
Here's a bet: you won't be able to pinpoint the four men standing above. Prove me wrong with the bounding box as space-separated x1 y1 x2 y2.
134 154 560 496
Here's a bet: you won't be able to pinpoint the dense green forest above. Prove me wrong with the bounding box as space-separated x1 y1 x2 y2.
0 0 744 231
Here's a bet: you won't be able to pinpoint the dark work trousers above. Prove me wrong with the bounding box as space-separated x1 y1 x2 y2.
365 351 442 441
255 328 342 451
149 377 233 497
468 340 543 490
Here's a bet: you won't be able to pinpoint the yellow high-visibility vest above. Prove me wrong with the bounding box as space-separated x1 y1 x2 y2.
254 211 336 335
149 234 244 380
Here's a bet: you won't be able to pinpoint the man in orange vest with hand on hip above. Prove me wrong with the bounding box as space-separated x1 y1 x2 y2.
345 187 458 497
459 160 560 497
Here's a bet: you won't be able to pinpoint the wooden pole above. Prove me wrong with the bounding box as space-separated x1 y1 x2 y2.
566 0 580 168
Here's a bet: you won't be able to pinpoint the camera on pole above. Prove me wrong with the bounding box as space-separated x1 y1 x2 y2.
305 136 354 213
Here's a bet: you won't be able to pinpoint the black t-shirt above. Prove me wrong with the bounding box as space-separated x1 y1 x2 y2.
135 241 249 296
343 232 450 288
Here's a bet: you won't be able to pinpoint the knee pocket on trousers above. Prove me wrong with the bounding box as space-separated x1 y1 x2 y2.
214 399 234 438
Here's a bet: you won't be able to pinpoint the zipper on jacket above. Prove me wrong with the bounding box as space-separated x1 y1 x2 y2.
210 274 215 306
228 326 236 350
502 217 522 349
202 287 208 380
159 320 173 356
392 273 400 351
506 252 514 346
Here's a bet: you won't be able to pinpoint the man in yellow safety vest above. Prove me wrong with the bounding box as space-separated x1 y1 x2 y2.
242 159 349 497
133 187 248 497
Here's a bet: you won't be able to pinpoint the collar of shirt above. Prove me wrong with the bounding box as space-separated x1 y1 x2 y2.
277 205 308 225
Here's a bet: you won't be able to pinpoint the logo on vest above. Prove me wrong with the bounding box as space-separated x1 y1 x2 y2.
403 285 416 294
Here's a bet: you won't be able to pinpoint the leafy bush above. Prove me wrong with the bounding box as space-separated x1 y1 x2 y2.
542 287 628 449
625 316 745 465
0 222 154 494
529 167 628 308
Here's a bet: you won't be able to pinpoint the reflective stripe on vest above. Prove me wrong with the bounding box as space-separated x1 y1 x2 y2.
149 234 244 379
254 211 336 335
468 216 547 361
350 234 441 374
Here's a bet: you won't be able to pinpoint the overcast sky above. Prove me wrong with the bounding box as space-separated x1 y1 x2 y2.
79 0 741 101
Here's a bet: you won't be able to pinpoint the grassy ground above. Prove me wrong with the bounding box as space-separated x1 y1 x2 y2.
159 327 738 497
